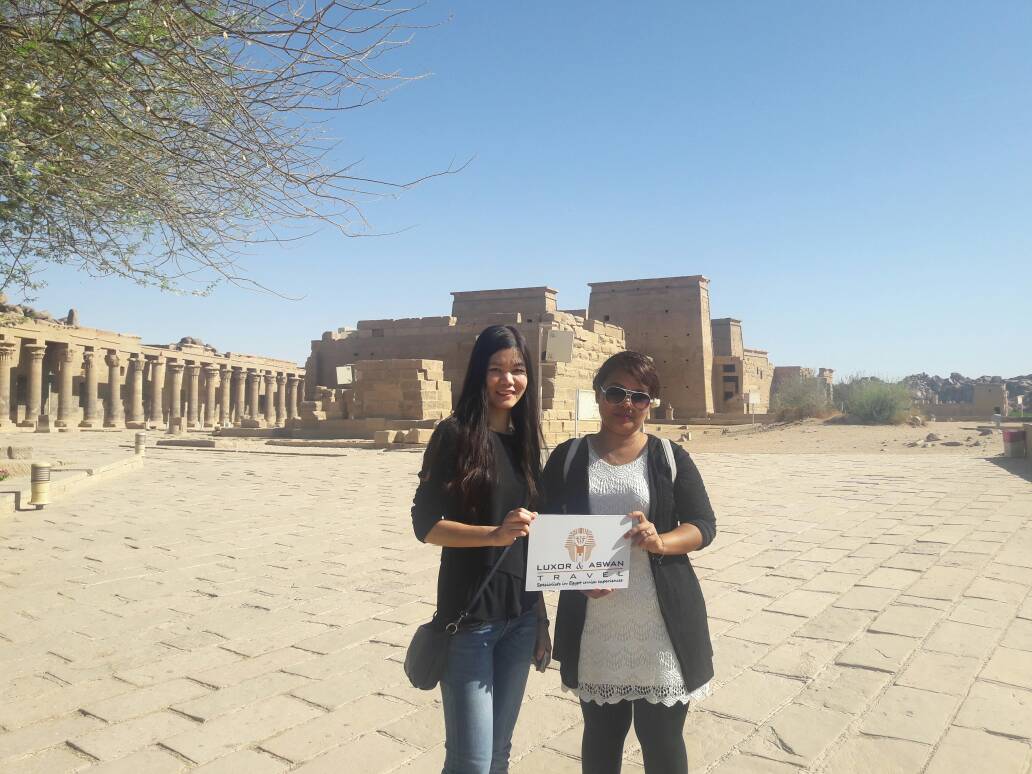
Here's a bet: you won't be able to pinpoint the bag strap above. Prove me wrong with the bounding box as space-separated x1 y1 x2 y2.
445 541 516 634
660 437 677 483
563 436 583 484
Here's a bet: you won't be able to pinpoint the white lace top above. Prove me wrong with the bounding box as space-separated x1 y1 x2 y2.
570 442 711 706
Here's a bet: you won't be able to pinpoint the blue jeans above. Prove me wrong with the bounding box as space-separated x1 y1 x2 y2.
440 610 537 774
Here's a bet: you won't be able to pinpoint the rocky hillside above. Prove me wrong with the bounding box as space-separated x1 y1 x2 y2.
904 373 1032 403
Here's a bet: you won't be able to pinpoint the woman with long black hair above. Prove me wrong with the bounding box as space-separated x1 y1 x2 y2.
411 324 551 774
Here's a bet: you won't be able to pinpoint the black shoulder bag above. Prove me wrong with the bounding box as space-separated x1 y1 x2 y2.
404 542 516 690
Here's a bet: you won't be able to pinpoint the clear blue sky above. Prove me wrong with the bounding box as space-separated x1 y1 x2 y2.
29 1 1032 379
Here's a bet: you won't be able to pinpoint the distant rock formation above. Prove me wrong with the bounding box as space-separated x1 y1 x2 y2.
904 372 1031 404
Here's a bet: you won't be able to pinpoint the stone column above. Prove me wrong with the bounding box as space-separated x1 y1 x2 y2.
186 363 201 428
127 354 146 427
275 373 287 426
55 344 79 428
202 364 219 427
286 374 299 421
247 369 261 421
233 367 246 425
104 350 123 427
219 365 232 426
0 340 18 427
149 355 166 427
264 371 276 425
168 361 184 423
80 350 100 427
21 342 47 427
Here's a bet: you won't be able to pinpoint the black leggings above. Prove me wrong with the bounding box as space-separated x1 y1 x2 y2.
580 699 689 774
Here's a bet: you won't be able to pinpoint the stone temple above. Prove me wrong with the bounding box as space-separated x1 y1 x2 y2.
0 314 303 431
304 276 832 445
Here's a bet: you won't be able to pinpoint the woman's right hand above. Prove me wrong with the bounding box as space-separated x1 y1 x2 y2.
490 508 536 546
583 589 614 599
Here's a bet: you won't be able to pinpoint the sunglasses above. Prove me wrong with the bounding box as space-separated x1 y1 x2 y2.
602 385 652 409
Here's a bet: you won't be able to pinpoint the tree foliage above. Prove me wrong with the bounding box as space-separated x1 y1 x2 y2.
771 375 833 422
0 0 435 295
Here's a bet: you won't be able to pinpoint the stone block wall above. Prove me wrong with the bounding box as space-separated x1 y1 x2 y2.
588 276 715 417
351 359 452 421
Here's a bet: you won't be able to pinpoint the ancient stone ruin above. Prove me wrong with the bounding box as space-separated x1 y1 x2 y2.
304 276 834 445
0 316 303 431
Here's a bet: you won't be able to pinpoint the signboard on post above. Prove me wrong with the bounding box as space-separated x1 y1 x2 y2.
543 329 575 363
335 365 354 386
575 388 599 437
526 513 632 591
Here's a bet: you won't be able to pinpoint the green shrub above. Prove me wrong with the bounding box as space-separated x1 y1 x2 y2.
771 376 833 421
840 376 912 424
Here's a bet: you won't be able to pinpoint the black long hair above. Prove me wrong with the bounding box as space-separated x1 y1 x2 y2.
452 325 542 517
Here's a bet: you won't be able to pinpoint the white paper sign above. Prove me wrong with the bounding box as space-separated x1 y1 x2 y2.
526 513 632 591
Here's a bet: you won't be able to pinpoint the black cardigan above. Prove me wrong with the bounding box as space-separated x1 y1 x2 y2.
543 434 717 692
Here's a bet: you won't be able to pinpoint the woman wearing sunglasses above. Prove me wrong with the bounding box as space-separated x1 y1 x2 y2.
411 325 551 774
543 351 717 774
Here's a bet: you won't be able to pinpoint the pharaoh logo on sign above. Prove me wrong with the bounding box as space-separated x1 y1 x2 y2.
565 528 596 566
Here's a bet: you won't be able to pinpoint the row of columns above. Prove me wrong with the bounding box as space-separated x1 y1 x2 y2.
0 340 302 429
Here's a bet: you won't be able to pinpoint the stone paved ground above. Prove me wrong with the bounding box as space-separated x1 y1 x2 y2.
1 445 1031 773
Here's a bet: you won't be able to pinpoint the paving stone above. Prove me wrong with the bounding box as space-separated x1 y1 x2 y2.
907 566 977 602
896 651 981 695
835 632 918 673
682 711 756 771
925 726 1032 774
753 637 843 680
172 671 310 721
2 443 1030 772
832 586 898 612
160 694 324 765
949 597 1020 629
706 591 769 623
81 747 187 773
763 590 837 618
293 731 417 773
511 747 581 773
860 685 959 744
817 733 931 774
0 677 134 730
69 710 197 761
192 748 289 773
795 605 873 643
702 670 802 724
509 695 582 760
723 611 804 646
709 751 801 773
858 567 922 590
1 745 93 774
980 646 1032 691
82 679 211 723
381 704 445 751
962 577 1029 604
260 695 415 762
924 620 1001 659
0 713 104 761
711 637 769 684
1000 618 1032 651
796 665 890 715
188 647 314 689
868 604 944 638
739 702 851 766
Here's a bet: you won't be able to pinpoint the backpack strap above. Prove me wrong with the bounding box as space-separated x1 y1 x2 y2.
563 436 583 484
660 437 677 483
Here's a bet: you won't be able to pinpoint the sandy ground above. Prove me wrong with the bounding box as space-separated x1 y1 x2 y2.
649 420 1011 457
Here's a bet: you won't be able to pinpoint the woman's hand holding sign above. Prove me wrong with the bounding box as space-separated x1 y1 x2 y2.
625 511 666 555
491 508 536 546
